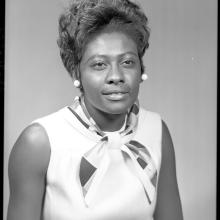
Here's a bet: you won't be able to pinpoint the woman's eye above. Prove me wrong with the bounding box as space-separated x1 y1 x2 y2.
91 62 106 70
122 60 135 67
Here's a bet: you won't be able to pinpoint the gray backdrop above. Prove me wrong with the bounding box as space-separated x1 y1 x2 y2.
4 0 217 219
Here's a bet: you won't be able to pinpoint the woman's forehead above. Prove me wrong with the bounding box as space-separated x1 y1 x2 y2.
81 31 138 61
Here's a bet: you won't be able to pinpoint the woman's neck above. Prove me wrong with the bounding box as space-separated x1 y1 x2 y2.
95 111 126 132
82 98 126 132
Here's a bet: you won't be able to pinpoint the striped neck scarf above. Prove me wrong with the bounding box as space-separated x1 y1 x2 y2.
68 96 157 207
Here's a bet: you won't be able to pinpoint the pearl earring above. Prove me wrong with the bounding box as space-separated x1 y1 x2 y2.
141 74 148 81
73 80 80 88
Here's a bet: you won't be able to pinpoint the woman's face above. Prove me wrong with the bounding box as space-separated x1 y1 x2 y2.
79 31 142 116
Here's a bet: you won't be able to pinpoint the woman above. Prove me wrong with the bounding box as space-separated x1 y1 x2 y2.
7 0 183 219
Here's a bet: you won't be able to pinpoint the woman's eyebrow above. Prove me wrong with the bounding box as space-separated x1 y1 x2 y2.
85 52 139 63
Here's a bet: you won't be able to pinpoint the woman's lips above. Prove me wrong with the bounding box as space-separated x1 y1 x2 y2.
102 85 130 101
102 91 129 101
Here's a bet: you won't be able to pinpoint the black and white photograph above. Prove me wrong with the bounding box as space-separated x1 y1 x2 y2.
3 0 217 219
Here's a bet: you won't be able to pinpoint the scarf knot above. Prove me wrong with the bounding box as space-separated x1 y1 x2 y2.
104 132 122 149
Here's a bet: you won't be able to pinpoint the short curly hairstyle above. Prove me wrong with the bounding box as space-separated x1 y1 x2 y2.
57 0 150 80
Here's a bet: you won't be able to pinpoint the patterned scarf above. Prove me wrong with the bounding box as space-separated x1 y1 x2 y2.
68 96 157 207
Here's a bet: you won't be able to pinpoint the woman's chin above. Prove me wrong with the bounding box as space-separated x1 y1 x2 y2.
101 101 133 115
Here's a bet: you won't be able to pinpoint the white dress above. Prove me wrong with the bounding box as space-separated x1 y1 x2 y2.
33 104 162 220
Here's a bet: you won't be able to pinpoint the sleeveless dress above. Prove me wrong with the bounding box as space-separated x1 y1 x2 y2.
33 101 162 220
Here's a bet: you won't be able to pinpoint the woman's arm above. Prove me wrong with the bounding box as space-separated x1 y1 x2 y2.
7 123 50 220
154 120 184 220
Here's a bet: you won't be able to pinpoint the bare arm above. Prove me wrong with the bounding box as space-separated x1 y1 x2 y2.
154 120 183 220
7 123 50 220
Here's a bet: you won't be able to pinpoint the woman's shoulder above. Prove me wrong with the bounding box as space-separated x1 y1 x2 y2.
32 107 68 124
8 123 51 176
139 107 173 140
139 106 161 120
139 107 162 130
135 107 162 144
18 123 51 150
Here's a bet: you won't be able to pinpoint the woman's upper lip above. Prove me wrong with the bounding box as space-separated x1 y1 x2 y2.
102 87 129 94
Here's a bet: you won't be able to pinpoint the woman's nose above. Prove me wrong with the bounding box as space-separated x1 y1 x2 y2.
106 64 125 84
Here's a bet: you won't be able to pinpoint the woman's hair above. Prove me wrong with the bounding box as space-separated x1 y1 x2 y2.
57 0 150 80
